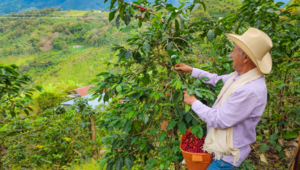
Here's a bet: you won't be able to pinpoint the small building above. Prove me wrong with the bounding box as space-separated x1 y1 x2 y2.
94 11 102 13
61 85 114 109
73 45 83 48
61 94 107 109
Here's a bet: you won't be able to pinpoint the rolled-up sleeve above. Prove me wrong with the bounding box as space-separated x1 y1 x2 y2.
191 68 235 87
191 89 258 129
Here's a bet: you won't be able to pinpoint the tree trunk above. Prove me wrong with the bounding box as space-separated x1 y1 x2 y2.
89 117 98 158
293 135 300 170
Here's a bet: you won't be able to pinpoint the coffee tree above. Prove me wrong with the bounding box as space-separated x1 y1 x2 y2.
93 0 300 169
93 0 228 170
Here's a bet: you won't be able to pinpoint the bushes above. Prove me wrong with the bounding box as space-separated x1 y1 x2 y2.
0 107 101 169
52 37 68 50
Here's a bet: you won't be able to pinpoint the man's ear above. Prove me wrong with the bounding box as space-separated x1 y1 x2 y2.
244 55 250 63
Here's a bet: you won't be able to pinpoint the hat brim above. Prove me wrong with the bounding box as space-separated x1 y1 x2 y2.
225 33 272 74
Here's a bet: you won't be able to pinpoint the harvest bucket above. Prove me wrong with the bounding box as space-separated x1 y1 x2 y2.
180 130 213 170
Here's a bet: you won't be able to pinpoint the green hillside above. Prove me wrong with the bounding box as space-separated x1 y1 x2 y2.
0 0 243 87
0 9 130 86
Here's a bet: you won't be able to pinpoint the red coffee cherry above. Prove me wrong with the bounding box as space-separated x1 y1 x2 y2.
137 5 141 8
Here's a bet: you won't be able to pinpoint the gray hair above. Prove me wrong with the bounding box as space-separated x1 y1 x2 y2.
240 49 246 56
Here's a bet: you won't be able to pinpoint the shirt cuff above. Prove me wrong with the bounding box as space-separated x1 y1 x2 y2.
191 100 204 111
191 68 201 78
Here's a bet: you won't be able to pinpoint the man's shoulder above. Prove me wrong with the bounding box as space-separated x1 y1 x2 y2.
236 76 267 98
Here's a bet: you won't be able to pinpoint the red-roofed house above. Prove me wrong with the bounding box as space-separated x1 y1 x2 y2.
69 85 95 98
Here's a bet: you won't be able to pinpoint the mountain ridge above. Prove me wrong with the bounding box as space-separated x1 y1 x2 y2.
0 0 289 14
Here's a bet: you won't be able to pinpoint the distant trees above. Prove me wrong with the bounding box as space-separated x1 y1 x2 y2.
53 37 68 50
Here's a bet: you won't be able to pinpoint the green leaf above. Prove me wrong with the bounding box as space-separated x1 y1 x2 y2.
178 121 186 134
116 85 122 92
254 20 261 28
133 121 141 132
115 157 124 170
109 10 117 22
166 121 177 131
159 132 166 143
276 84 286 89
260 144 270 152
140 142 147 151
267 8 274 13
185 104 191 112
283 130 298 140
125 51 132 61
174 105 183 118
143 114 149 123
156 12 162 18
170 12 177 20
125 157 133 170
175 79 182 89
197 126 203 139
112 139 119 150
109 0 117 10
207 29 215 42
106 163 113 170
270 134 278 141
185 112 192 123
173 90 183 103
191 126 199 134
166 42 173 50
278 151 286 158
119 5 125 20
143 42 150 54
175 19 179 33
116 14 121 28
222 63 231 70
123 120 132 133
146 164 156 170
296 108 300 115
269 140 276 146
275 145 282 152
167 7 177 11
149 129 160 135
138 20 143 28
124 10 131 25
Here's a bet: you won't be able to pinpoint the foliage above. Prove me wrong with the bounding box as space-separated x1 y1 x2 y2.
0 97 105 169
92 0 232 169
92 0 300 169
0 64 40 117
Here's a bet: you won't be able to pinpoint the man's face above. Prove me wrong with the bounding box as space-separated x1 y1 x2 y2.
230 45 245 72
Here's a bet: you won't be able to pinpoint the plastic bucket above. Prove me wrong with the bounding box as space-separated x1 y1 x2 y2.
180 130 213 170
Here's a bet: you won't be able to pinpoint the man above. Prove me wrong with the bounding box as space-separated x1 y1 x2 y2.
175 28 272 169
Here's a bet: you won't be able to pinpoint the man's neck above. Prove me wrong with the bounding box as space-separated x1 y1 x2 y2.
237 65 257 76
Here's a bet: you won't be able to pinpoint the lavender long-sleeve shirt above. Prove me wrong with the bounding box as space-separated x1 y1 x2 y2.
191 68 267 167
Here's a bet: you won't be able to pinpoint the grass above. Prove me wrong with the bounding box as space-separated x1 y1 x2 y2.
65 10 89 17
71 159 100 170
2 45 120 86
0 55 34 66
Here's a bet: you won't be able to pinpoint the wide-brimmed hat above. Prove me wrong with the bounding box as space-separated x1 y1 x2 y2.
225 28 273 74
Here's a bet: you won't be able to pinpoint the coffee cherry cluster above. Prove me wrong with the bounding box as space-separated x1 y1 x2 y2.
181 133 207 153
135 5 146 12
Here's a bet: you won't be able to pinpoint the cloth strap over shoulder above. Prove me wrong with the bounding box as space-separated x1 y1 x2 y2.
203 68 264 164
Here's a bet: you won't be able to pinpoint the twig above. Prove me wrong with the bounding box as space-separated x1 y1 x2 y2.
188 111 201 123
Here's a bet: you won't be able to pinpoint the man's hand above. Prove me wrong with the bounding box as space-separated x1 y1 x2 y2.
174 63 193 73
183 90 197 106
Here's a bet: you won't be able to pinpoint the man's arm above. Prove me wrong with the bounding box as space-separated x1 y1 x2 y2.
191 68 234 87
191 89 259 129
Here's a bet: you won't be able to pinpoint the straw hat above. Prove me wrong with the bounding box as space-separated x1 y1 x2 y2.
225 28 273 74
